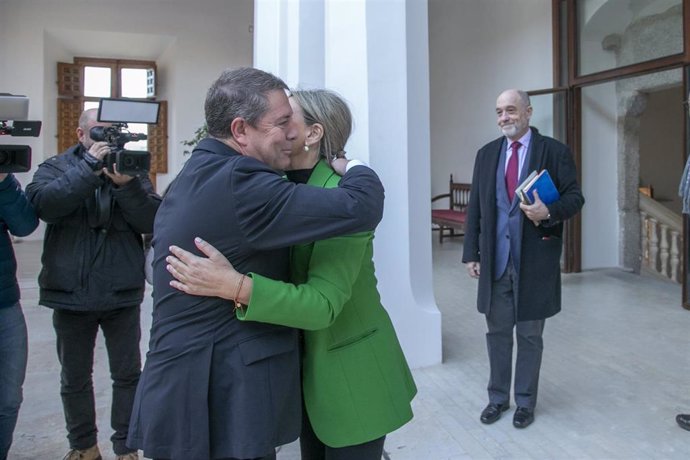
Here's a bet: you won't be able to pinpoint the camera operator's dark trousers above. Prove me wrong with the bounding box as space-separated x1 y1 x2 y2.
53 307 141 455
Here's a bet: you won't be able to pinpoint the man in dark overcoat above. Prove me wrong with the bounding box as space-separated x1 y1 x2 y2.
462 89 584 429
127 67 385 460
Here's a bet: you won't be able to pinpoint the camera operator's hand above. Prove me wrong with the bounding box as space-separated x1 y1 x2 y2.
104 163 134 186
88 141 110 161
84 141 110 176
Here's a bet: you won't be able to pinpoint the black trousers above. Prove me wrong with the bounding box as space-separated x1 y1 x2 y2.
299 407 385 460
53 307 141 455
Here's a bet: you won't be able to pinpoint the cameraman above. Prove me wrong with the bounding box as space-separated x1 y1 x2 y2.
26 108 161 460
0 171 38 460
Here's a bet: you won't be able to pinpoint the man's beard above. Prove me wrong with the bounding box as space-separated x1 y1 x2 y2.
501 124 518 138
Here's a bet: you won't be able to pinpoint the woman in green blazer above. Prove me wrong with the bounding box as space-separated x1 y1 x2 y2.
165 89 416 459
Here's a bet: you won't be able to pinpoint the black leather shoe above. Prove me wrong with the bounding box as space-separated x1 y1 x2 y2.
480 402 509 424
677 413 690 431
513 407 534 428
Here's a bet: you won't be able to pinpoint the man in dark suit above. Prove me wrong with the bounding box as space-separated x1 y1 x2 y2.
127 67 385 460
462 89 584 429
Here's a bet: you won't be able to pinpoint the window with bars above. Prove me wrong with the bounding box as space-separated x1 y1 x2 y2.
56 57 167 177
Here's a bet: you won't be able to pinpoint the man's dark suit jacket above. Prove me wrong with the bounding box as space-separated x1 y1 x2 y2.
128 138 385 460
462 128 584 321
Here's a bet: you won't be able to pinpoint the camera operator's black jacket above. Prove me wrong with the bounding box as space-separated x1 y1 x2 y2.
26 144 161 311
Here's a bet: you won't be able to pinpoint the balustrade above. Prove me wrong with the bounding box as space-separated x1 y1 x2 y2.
639 193 682 283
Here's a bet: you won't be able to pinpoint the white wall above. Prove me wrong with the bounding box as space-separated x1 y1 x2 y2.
0 0 253 211
0 1 5 80
0 1 45 198
428 0 553 197
581 83 619 269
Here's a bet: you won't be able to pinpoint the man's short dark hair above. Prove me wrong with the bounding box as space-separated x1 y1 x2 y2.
204 67 288 139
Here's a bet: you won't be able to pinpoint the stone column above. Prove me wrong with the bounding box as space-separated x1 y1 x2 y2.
254 0 442 368
617 90 646 273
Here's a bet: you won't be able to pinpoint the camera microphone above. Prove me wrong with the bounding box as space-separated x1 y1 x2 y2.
122 132 147 142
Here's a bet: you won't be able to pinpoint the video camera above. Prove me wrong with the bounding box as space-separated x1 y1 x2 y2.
91 98 160 176
0 94 42 173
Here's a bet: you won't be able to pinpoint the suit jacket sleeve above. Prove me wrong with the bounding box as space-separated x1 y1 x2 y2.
236 232 370 330
233 158 384 250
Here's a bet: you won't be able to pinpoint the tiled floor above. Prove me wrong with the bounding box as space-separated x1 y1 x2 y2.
8 237 690 459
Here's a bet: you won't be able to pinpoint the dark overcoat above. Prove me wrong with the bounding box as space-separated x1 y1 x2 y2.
462 128 584 321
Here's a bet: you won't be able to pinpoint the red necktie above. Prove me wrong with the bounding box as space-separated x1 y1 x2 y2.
505 141 521 202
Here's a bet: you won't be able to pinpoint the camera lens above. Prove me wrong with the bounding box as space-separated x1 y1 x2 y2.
90 126 106 142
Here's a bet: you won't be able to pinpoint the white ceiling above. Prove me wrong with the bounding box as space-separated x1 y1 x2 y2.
45 28 175 60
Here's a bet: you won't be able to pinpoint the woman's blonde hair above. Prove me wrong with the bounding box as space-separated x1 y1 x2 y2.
291 89 352 163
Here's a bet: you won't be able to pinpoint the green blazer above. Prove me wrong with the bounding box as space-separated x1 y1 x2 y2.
238 160 416 447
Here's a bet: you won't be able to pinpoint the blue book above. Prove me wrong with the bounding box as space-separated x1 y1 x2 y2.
516 169 560 205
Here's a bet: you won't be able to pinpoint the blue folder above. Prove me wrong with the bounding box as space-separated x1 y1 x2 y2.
518 169 560 205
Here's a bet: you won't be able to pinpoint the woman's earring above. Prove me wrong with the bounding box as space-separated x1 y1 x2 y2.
304 144 309 152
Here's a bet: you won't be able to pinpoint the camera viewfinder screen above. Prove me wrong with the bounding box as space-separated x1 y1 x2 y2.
0 95 30 121
97 98 160 124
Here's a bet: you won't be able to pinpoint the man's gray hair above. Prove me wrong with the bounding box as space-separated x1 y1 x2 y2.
516 90 531 108
291 89 352 163
204 67 288 139
78 108 98 131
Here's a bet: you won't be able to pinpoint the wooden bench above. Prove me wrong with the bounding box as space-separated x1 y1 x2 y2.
431 174 471 243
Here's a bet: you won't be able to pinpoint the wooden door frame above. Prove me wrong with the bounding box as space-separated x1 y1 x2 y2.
551 0 690 275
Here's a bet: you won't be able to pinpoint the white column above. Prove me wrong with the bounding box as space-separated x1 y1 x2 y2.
254 0 325 89
253 0 283 75
323 0 370 163
254 0 442 368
